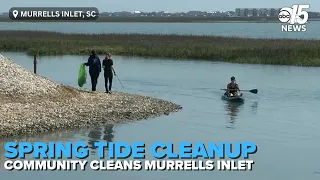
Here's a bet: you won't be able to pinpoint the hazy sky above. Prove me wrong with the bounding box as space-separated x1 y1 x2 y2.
1 0 318 12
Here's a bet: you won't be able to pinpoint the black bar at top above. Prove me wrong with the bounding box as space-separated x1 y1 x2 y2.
9 7 99 21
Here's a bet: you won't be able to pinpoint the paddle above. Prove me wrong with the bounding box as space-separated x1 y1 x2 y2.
221 89 258 94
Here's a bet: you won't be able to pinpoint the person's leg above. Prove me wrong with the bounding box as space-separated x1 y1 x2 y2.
109 75 113 92
231 90 236 96
95 72 100 91
92 72 99 91
89 72 95 91
104 74 109 93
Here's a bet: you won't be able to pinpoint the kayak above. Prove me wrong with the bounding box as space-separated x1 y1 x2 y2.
221 93 244 102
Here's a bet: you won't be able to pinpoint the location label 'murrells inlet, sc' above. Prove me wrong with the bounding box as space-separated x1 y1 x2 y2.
9 7 99 20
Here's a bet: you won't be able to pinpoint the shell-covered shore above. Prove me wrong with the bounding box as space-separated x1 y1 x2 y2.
0 54 182 138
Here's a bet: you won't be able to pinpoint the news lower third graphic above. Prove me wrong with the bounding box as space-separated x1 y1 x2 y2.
9 7 99 21
3 142 257 171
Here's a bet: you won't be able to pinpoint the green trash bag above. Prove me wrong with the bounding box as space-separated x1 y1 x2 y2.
78 64 87 87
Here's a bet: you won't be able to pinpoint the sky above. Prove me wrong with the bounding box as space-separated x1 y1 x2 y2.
0 0 318 12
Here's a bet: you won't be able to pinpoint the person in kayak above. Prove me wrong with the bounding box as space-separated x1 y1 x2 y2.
225 76 241 97
84 50 101 91
102 53 116 94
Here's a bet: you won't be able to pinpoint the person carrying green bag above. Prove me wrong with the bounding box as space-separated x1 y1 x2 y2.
83 50 101 91
78 63 87 87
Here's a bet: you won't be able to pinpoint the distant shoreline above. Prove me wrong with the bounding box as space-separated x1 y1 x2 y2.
0 16 319 23
0 30 319 67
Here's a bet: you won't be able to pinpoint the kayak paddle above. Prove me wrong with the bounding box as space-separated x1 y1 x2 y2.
242 89 258 94
221 89 258 94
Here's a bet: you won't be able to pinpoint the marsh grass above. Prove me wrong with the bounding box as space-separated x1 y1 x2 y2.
0 16 319 23
0 30 320 66
0 16 282 23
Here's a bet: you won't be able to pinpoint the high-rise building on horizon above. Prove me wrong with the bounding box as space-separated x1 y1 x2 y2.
235 8 280 17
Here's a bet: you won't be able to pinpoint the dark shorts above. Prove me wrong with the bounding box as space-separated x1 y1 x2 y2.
89 71 100 78
104 71 113 78
225 90 237 96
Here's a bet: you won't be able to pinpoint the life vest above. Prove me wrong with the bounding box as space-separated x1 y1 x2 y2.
228 83 238 89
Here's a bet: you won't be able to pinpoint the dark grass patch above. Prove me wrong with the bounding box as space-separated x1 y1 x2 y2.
0 16 283 23
0 30 320 66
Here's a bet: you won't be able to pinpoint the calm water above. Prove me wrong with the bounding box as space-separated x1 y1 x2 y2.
0 52 320 180
0 22 320 39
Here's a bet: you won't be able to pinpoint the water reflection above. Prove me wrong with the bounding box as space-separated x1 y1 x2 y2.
87 128 103 150
224 102 244 129
87 124 114 155
103 124 115 142
251 101 259 114
0 125 115 160
0 129 86 161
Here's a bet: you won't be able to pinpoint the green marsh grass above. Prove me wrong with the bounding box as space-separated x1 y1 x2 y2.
0 16 281 23
0 30 320 66
0 16 319 23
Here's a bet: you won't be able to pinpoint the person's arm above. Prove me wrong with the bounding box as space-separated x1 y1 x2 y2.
236 84 240 91
98 57 101 72
112 66 116 75
111 60 116 75
84 56 92 66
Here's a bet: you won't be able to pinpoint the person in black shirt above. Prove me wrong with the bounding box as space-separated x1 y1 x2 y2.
84 50 101 91
102 53 116 93
225 76 241 97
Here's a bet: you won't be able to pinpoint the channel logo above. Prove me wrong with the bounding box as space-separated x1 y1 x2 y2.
278 4 309 32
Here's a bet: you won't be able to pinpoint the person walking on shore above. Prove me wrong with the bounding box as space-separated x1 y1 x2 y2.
84 50 101 91
102 53 116 94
